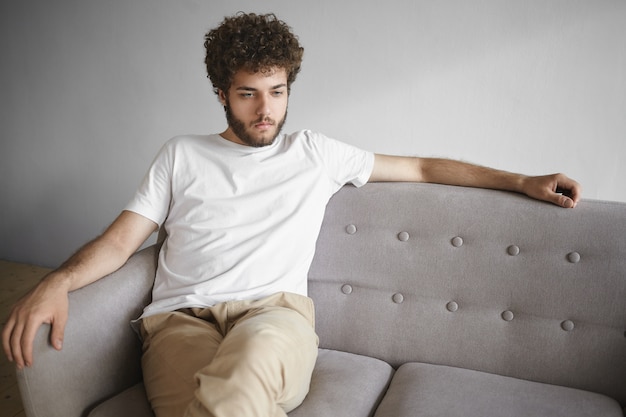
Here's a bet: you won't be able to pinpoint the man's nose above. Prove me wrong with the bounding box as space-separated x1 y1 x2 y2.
256 95 271 116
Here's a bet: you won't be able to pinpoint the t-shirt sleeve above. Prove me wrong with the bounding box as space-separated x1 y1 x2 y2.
124 142 173 226
310 131 375 189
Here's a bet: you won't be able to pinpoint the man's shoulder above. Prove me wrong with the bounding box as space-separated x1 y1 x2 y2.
157 134 222 155
285 129 325 139
285 130 361 151
165 134 216 147
284 130 340 148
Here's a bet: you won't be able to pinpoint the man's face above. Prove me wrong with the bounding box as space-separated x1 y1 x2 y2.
219 68 289 147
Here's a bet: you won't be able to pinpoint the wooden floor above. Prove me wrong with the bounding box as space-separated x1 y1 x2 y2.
0 260 52 417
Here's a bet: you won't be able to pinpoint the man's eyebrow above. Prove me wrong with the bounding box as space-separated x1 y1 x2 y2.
235 84 287 91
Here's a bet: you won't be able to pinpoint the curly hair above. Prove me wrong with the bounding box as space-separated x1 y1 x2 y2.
204 12 304 95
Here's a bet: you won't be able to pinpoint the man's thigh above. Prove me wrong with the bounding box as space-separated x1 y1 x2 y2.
141 310 223 417
188 293 319 417
140 293 319 417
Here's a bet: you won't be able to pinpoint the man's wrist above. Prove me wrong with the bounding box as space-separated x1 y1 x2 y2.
41 270 73 293
515 174 531 195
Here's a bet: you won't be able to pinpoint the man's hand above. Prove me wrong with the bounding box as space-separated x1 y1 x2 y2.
521 173 582 208
2 275 70 369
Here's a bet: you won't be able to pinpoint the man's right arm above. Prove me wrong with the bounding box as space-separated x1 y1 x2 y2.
2 210 158 369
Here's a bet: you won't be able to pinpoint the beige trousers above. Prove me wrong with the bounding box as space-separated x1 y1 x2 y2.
139 292 319 417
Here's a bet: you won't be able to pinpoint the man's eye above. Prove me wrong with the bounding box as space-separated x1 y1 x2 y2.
272 91 284 97
240 93 254 98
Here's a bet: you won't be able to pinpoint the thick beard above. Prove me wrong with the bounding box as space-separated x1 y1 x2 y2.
224 103 287 148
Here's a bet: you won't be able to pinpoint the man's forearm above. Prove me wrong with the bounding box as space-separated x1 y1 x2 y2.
419 158 527 193
43 210 158 292
47 235 135 292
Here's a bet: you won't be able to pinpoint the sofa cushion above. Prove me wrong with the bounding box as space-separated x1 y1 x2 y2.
88 383 153 417
374 362 623 417
289 349 394 417
88 349 394 417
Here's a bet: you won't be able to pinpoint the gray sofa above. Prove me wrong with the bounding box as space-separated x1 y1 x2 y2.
17 183 626 417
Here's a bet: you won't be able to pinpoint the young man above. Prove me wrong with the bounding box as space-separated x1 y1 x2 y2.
3 12 581 417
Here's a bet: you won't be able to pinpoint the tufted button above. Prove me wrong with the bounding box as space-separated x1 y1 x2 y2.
507 245 520 256
397 231 410 242
446 301 459 312
567 252 581 263
341 284 353 295
392 293 404 304
561 320 575 331
345 224 357 235
501 310 515 322
451 237 463 248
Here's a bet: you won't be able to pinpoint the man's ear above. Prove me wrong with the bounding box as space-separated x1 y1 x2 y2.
218 90 227 106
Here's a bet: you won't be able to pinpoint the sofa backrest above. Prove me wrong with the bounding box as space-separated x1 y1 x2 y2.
308 183 626 406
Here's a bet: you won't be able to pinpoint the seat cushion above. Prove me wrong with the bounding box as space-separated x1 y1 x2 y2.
289 349 394 417
88 383 153 417
88 349 394 417
374 362 623 417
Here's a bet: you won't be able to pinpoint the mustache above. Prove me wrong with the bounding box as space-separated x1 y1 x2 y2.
251 117 275 125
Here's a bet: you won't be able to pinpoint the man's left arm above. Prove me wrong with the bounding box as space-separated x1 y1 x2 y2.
369 154 581 208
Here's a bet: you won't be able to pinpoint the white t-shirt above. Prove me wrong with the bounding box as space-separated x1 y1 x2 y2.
126 130 374 318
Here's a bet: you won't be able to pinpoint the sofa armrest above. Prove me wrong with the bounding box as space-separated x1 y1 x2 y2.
17 245 158 417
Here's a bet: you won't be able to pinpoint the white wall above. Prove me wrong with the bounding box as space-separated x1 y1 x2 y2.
1 0 624 267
